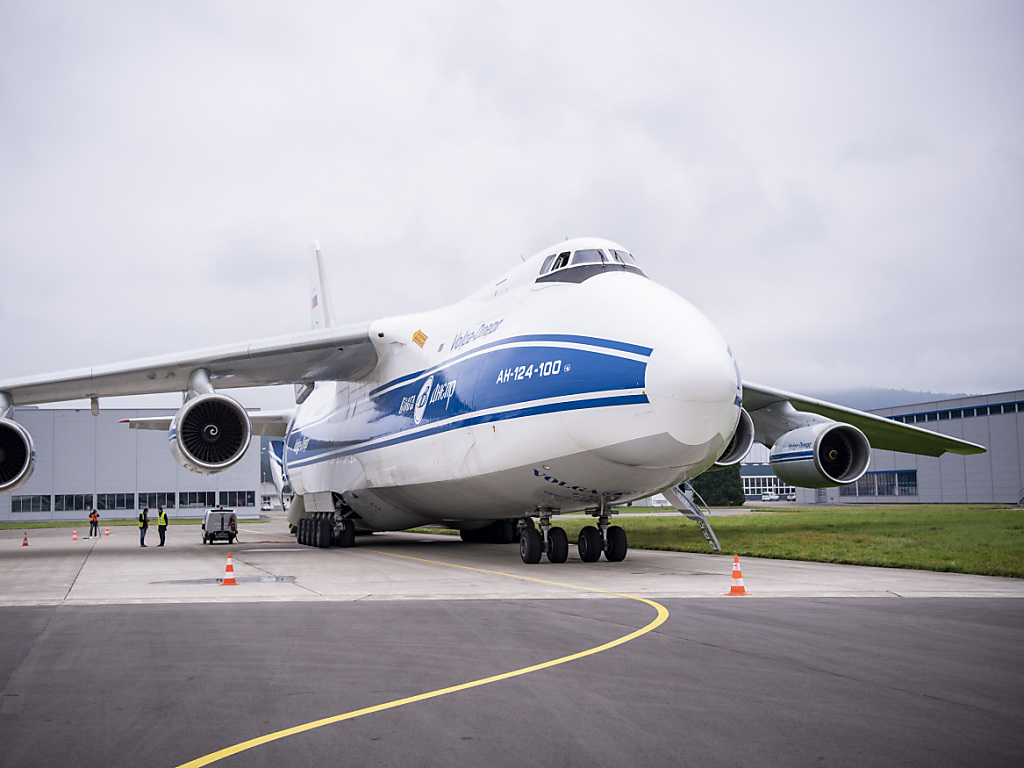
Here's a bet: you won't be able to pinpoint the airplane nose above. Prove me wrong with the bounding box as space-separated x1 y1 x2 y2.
644 325 739 449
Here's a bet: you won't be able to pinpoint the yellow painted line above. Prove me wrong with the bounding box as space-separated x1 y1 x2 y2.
175 550 670 768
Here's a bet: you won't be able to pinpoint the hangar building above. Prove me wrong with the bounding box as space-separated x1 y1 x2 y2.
2 389 1021 522
1 407 261 522
741 388 1024 505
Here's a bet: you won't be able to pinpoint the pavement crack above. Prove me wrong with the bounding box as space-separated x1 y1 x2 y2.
231 552 323 596
62 538 97 601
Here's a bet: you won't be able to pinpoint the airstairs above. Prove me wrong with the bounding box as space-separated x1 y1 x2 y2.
662 482 722 552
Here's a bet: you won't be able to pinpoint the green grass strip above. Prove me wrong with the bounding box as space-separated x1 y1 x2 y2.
416 505 1024 578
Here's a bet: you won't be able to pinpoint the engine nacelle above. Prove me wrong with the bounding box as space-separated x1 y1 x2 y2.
0 418 36 494
714 408 754 467
169 394 252 475
769 422 871 488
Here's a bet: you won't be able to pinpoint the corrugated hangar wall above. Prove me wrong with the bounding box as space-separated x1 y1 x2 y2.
791 389 1023 505
1 408 261 522
3 391 1022 519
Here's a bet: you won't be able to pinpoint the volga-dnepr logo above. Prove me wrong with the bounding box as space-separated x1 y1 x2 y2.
399 374 459 424
413 376 434 425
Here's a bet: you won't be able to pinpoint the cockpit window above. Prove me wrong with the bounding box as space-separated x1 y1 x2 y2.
571 249 605 265
609 249 636 265
541 251 571 275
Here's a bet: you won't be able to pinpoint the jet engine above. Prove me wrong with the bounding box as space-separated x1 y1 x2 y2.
769 422 870 488
169 393 252 475
714 408 754 467
0 418 35 494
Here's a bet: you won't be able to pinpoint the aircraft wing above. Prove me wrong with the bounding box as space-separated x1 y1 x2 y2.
120 411 294 437
742 381 986 457
0 321 378 407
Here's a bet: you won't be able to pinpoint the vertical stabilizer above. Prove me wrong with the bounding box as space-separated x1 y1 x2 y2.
309 241 337 330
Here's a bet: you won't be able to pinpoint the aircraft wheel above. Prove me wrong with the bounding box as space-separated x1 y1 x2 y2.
577 526 602 563
497 518 517 544
519 526 542 564
605 525 627 562
337 519 356 548
297 519 306 545
547 526 568 563
318 519 332 548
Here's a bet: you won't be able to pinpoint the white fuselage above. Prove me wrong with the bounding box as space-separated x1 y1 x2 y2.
283 239 741 531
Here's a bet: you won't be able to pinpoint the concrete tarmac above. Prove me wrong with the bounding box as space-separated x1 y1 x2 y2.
1 523 1022 767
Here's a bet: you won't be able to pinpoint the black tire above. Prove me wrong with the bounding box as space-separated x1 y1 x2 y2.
337 520 356 548
605 525 627 562
460 528 483 543
298 518 307 545
547 527 568 564
578 526 603 562
229 535 236 545
496 518 517 544
519 526 542 564
318 518 332 548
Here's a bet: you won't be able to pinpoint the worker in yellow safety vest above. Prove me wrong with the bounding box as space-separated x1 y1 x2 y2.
138 508 149 547
157 508 168 547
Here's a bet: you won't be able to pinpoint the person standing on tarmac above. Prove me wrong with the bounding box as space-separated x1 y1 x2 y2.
157 507 168 547
89 508 99 539
139 508 149 547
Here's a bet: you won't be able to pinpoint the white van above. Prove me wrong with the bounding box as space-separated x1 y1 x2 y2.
202 509 237 544
760 492 780 502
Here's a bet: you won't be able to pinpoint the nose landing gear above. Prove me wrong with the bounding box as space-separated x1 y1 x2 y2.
518 512 569 564
518 501 627 564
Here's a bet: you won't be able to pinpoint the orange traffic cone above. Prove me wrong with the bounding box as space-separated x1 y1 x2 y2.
72 528 78 541
105 526 110 537
22 532 29 547
221 552 237 586
726 554 747 596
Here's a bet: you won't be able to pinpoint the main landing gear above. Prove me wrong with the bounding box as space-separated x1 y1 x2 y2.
295 513 356 548
518 506 627 564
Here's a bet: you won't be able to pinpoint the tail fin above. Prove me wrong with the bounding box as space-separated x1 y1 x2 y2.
309 241 337 330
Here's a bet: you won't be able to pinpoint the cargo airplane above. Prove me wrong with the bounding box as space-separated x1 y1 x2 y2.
0 238 985 563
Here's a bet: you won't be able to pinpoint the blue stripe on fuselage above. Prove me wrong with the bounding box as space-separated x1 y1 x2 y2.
368 333 652 398
286 338 650 469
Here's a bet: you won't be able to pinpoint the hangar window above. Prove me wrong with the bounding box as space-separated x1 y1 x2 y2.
11 495 51 513
180 491 216 508
97 493 136 511
840 470 917 497
220 491 255 507
55 494 93 512
140 492 176 509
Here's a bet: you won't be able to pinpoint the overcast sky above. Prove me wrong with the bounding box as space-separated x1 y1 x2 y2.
2 1 1022 411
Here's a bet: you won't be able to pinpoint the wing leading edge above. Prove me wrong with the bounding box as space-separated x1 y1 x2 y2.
0 321 378 407
742 382 986 457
